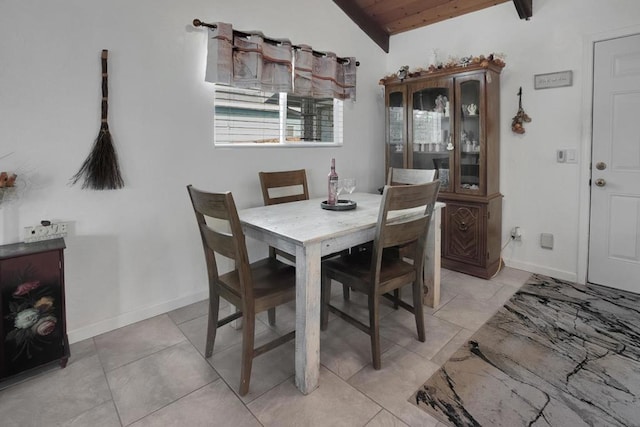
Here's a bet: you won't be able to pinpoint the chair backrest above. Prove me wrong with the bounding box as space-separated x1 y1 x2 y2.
371 181 441 283
187 185 252 300
387 168 437 185
259 169 309 206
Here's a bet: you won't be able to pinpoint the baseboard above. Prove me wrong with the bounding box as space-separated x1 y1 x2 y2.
67 290 209 344
504 259 578 284
66 260 577 344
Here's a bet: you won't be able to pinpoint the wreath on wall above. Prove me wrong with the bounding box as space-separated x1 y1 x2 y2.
511 87 532 134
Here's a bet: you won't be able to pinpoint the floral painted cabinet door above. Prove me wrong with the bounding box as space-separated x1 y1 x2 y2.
0 238 68 381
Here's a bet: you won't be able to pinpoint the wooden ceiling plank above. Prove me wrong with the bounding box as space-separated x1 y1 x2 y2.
367 0 454 24
406 0 508 20
363 0 451 15
333 0 390 53
355 0 386 9
366 0 452 17
385 0 478 34
386 0 510 34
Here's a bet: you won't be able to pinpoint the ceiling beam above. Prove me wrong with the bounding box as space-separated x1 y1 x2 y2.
513 0 533 20
332 0 390 53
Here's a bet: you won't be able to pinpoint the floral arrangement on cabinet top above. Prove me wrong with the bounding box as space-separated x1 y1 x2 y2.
380 52 506 84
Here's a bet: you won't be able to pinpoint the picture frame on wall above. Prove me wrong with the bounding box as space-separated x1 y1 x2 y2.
534 70 573 90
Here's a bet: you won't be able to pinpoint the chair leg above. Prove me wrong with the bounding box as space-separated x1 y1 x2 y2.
205 292 220 358
412 281 426 342
267 308 276 326
239 310 256 396
393 289 400 309
369 293 382 370
321 274 332 330
343 284 350 300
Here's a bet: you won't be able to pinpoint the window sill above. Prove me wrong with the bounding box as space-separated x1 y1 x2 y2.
214 142 343 149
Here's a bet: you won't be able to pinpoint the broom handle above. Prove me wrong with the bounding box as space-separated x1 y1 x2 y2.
101 49 109 128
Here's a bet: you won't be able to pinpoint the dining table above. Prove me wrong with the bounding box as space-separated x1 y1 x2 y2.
238 192 444 395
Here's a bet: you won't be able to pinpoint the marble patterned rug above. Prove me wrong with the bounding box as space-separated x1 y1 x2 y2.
412 274 640 426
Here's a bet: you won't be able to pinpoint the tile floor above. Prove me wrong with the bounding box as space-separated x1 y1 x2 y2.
0 267 532 427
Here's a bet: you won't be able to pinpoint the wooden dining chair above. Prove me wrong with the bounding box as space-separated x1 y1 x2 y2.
386 169 438 253
320 180 441 369
382 167 439 305
347 167 439 302
259 168 348 264
187 185 296 396
387 167 437 185
259 169 309 206
259 169 309 263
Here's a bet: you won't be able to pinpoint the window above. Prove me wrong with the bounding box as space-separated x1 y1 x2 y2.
213 85 343 146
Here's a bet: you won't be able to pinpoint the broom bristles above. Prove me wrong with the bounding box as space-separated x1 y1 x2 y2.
71 125 124 190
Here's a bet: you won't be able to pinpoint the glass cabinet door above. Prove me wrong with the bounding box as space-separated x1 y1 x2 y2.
410 80 453 192
386 87 406 174
456 76 484 194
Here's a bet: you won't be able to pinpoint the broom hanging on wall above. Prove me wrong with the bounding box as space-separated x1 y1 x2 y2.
71 49 124 189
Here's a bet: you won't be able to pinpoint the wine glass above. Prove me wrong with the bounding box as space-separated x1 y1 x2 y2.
335 179 345 203
342 178 356 201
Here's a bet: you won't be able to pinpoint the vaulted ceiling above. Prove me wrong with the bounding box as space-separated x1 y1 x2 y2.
333 0 533 52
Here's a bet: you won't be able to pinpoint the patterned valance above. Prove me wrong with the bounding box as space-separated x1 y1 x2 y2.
205 22 356 100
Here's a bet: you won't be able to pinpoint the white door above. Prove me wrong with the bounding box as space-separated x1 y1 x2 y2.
589 33 640 293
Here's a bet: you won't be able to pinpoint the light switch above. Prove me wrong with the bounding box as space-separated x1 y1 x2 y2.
557 149 577 164
540 233 554 249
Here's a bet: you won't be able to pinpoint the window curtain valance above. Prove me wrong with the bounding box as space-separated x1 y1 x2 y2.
205 22 356 100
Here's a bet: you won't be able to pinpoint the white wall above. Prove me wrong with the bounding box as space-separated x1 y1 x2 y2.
386 0 640 282
4 0 639 343
0 0 388 342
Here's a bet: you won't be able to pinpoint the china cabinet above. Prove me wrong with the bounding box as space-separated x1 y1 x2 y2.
0 238 69 382
381 62 503 278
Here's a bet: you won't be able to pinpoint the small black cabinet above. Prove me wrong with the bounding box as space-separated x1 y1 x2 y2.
0 238 69 381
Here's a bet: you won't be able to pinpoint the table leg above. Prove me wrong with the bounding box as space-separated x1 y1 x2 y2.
294 242 321 394
423 207 442 308
230 306 243 330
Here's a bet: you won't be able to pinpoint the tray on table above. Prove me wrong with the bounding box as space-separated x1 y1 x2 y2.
320 199 357 211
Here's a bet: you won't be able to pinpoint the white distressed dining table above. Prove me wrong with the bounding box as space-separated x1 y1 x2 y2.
238 192 444 395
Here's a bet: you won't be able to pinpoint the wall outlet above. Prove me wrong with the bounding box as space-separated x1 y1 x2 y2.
24 222 69 243
510 226 522 241
540 233 554 249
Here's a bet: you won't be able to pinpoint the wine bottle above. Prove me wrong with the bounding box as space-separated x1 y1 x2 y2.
328 158 338 205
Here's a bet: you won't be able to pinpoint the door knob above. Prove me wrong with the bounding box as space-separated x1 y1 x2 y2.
594 178 606 187
595 162 607 170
